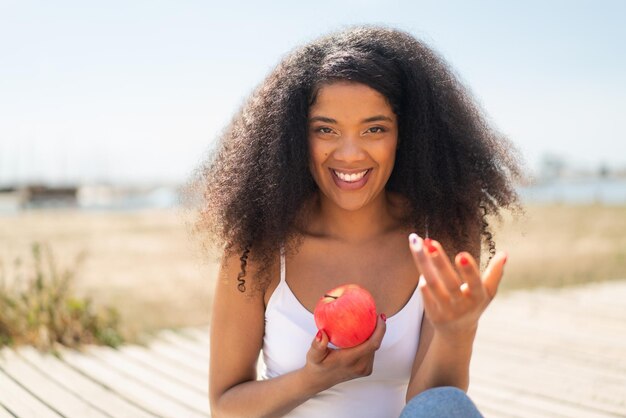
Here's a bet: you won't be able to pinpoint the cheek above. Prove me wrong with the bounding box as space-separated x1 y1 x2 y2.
309 142 328 164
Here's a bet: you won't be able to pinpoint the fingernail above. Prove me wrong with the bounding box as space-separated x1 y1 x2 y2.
502 252 508 265
316 330 322 341
424 238 437 254
460 255 469 266
409 233 423 252
380 313 387 322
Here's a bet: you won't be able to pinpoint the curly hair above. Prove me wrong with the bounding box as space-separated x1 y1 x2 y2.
190 25 524 293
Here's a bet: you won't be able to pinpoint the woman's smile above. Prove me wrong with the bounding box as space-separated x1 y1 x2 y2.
330 168 372 190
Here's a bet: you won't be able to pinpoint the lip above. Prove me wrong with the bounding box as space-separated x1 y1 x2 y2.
331 168 372 174
329 168 372 191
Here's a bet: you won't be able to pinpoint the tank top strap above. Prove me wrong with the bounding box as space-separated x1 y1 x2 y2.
279 244 286 284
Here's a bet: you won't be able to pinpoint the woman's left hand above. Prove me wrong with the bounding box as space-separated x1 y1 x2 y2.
408 233 507 339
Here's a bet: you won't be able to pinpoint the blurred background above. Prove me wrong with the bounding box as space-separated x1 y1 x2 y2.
1 0 625 345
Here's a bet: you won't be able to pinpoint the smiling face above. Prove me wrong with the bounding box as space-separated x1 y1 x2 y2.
307 81 399 212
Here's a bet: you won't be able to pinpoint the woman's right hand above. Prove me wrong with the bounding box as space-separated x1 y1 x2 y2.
303 315 387 390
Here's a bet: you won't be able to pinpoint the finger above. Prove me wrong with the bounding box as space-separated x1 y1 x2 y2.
424 239 463 297
418 274 441 315
366 314 387 351
481 251 508 300
408 234 449 301
308 329 330 364
455 252 484 298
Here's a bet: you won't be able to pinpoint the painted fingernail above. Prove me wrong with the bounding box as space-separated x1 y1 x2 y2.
502 252 508 265
409 233 423 252
380 313 387 322
460 255 469 266
424 238 437 254
316 330 322 342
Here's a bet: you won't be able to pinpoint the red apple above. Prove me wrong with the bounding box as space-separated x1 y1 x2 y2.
313 284 377 348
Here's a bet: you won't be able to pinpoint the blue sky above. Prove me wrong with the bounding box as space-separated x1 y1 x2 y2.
1 0 624 185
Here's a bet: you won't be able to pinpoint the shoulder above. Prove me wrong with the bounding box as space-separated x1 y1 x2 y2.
215 247 280 300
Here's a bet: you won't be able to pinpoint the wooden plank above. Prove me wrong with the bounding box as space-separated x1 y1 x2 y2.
470 377 616 418
484 293 626 337
0 404 17 418
473 332 626 404
57 346 208 418
155 330 209 359
475 330 626 387
471 372 625 418
146 340 209 374
466 281 626 417
469 383 568 418
0 348 107 418
480 294 626 348
179 327 210 344
117 344 207 391
476 333 626 375
85 345 210 414
471 346 626 415
499 285 626 319
476 314 626 370
520 290 626 321
484 304 626 347
18 346 155 418
0 367 60 418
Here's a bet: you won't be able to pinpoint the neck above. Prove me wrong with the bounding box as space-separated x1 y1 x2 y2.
308 191 399 244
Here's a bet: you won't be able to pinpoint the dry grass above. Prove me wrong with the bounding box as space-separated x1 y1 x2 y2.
0 242 124 351
1 204 624 340
489 204 626 292
0 208 217 343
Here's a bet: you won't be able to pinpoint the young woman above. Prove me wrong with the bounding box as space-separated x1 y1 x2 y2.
196 25 522 417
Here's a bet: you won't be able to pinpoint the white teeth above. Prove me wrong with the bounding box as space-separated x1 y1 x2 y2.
333 169 368 182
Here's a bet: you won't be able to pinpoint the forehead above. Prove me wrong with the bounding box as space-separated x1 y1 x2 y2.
309 81 395 120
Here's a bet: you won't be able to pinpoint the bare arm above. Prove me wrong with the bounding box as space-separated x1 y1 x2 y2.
405 232 506 400
209 251 387 418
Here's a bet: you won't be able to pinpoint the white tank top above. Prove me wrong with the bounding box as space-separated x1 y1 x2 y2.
260 246 424 418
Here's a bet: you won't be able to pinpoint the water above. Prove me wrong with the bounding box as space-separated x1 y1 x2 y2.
1 178 625 214
519 178 626 205
0 185 182 214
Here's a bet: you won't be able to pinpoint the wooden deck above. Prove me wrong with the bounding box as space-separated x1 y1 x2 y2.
1 279 625 417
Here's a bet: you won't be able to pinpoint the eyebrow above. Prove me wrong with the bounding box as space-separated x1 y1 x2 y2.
308 115 394 124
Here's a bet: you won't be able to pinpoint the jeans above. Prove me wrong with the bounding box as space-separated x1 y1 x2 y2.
399 386 484 418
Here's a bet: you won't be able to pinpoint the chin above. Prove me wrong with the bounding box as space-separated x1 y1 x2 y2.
330 195 372 211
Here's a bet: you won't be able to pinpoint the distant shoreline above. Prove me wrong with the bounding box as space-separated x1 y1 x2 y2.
0 178 625 214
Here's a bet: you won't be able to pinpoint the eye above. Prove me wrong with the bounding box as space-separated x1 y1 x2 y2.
367 126 386 134
316 127 334 134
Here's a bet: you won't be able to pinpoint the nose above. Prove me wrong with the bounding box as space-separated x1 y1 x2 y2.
333 134 367 163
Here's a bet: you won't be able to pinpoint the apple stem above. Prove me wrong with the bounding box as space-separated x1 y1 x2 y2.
324 294 338 299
